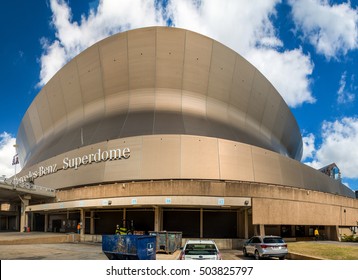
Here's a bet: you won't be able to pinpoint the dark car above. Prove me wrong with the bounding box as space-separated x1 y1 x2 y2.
243 236 288 260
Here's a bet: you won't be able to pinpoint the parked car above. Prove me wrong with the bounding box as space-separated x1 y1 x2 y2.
243 236 288 260
179 240 222 260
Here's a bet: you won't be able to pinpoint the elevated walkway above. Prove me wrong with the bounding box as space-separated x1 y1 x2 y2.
0 177 56 199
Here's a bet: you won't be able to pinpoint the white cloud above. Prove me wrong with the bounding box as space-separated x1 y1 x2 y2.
0 132 18 178
246 48 315 107
166 0 315 107
38 0 165 86
38 0 315 108
289 0 358 59
166 0 282 52
337 71 355 104
302 132 316 161
305 117 358 179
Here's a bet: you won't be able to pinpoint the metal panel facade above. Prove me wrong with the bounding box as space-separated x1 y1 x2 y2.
15 27 354 199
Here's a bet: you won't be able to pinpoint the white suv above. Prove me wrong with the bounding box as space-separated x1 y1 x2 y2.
243 236 288 260
179 240 222 260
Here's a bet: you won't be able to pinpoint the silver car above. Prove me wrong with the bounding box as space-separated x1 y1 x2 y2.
243 236 288 260
179 240 222 260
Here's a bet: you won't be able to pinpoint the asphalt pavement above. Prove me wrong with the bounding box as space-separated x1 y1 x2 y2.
0 232 242 260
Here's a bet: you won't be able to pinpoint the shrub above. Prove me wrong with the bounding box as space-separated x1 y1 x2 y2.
341 235 358 242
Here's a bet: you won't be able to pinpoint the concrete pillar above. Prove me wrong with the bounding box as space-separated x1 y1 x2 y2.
154 207 161 232
259 224 265 236
335 226 341 241
15 210 19 231
291 225 296 237
244 209 249 239
123 208 126 221
80 208 85 241
44 213 49 232
90 211 95 235
19 195 30 232
200 208 203 238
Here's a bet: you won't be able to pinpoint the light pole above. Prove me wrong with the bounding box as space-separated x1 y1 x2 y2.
13 144 18 173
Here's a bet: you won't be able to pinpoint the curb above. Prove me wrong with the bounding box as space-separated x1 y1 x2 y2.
287 252 324 260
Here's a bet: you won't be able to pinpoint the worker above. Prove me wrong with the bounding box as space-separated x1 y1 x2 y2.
115 224 120 235
77 222 81 234
314 228 319 241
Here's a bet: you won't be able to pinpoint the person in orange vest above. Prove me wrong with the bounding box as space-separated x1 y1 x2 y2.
77 222 81 234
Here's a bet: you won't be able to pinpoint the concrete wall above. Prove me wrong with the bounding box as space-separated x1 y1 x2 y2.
30 180 358 227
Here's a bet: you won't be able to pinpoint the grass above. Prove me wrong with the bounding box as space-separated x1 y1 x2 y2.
287 242 358 260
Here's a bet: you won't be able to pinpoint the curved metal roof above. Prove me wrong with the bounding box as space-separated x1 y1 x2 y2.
17 27 302 168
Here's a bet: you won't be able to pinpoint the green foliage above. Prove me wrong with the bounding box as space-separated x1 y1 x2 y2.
341 235 358 242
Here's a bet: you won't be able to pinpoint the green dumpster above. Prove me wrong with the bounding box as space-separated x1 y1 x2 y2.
149 231 182 254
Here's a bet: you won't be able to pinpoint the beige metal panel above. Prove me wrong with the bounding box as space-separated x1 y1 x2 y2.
260 85 281 142
279 156 304 187
247 70 269 125
207 42 236 102
34 90 53 139
105 91 129 117
104 137 142 181
206 97 228 124
251 146 282 185
154 89 184 134
99 31 129 96
227 105 246 135
16 123 30 166
218 139 254 181
128 27 156 90
17 27 306 168
26 103 43 145
182 30 212 95
298 161 321 190
156 27 185 89
83 98 105 124
282 114 303 160
76 44 104 105
141 135 181 179
182 90 206 117
271 98 289 145
155 88 182 112
128 88 155 112
59 60 84 127
45 75 66 126
19 114 37 162
229 54 255 113
40 147 104 189
181 135 220 179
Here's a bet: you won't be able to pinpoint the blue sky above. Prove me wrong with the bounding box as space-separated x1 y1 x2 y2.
0 0 357 190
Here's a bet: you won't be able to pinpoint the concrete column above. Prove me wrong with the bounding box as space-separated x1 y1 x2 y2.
335 226 341 241
259 224 265 236
200 208 203 238
15 210 19 231
291 225 296 237
19 195 30 232
44 213 49 232
80 208 85 241
90 211 95 235
154 207 161 232
123 208 126 221
244 209 249 239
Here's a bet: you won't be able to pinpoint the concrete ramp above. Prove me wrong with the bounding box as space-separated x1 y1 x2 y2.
0 232 79 245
